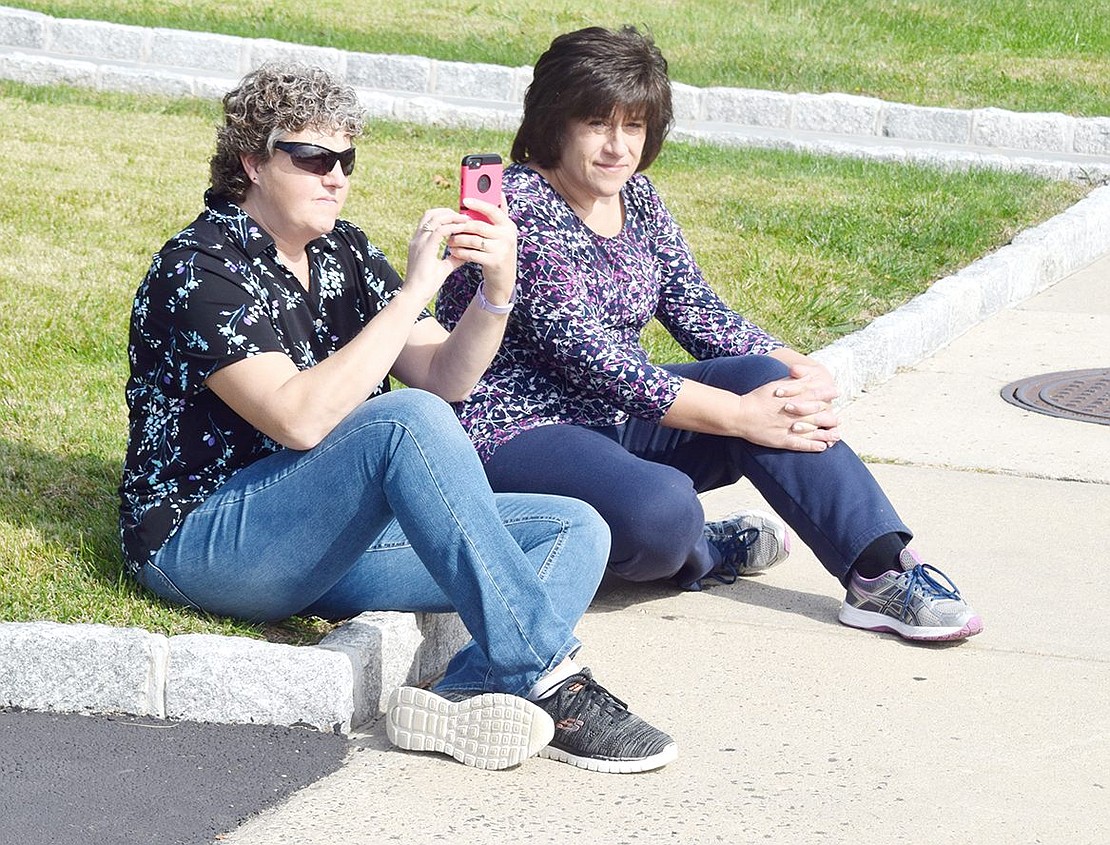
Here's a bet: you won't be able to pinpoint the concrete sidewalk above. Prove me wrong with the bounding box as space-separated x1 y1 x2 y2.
220 253 1110 845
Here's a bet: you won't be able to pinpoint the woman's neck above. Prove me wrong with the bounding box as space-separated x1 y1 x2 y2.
275 247 311 290
537 166 624 238
239 195 312 290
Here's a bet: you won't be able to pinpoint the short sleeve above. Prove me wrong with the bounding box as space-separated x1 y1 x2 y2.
138 249 286 400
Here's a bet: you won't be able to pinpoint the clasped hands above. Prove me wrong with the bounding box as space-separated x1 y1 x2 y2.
748 360 842 453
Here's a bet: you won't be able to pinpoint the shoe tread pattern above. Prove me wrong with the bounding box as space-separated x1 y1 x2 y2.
386 687 554 770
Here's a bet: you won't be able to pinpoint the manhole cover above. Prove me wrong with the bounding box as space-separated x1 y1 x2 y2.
1001 368 1110 426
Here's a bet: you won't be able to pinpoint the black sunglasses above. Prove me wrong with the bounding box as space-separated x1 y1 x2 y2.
273 141 356 177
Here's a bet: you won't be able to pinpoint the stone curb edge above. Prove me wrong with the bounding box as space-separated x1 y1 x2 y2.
815 182 1110 402
4 6 1110 166
1 612 471 733
4 6 1110 734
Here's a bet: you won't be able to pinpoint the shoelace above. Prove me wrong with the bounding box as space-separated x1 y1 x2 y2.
561 674 630 726
700 527 760 586
900 563 964 620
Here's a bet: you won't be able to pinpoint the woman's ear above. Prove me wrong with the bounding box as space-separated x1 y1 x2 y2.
240 152 262 184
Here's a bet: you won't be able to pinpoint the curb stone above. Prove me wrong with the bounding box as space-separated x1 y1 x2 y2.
0 611 470 733
5 7 1110 173
813 184 1110 401
3 6 1110 732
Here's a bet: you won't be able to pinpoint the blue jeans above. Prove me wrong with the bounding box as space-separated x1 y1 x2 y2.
483 355 910 588
138 389 609 696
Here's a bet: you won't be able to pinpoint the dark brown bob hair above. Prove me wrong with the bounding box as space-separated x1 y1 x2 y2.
511 25 674 172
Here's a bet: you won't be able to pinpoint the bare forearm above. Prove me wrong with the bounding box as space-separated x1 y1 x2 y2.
208 289 428 450
414 295 510 400
660 379 750 436
660 374 840 453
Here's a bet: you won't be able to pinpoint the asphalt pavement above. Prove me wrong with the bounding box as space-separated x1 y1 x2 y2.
0 708 347 845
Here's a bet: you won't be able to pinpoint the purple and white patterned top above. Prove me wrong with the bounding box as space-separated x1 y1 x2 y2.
436 164 783 461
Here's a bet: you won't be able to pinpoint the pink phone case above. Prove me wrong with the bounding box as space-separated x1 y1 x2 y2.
460 153 503 222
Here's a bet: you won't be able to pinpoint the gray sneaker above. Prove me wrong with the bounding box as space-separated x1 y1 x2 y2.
838 548 984 642
534 668 677 774
386 686 554 770
702 508 791 584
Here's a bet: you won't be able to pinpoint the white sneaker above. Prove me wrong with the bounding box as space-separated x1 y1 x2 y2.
385 686 554 770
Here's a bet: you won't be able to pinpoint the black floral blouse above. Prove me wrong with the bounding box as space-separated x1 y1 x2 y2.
118 191 423 575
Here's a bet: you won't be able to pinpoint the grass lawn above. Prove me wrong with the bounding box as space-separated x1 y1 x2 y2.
8 0 1110 116
0 75 1087 640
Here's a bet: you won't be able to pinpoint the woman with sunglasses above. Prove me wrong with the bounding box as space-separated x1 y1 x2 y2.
119 62 675 773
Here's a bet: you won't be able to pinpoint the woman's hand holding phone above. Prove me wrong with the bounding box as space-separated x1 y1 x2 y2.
453 153 515 305
400 153 515 307
448 193 517 305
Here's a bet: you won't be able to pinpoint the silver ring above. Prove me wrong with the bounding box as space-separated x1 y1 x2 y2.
479 238 486 251
421 222 435 232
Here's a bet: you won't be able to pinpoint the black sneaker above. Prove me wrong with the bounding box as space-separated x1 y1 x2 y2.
386 686 554 770
534 668 677 773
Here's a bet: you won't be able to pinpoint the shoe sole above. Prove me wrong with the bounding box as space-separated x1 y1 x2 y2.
538 740 678 774
838 604 984 641
708 508 791 575
386 687 555 770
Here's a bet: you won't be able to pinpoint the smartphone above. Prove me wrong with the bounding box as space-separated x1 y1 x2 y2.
459 153 503 223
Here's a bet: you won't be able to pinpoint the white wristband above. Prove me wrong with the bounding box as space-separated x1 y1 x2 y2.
476 280 517 314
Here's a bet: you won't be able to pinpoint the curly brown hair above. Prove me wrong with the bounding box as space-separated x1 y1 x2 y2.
210 62 366 202
511 26 674 172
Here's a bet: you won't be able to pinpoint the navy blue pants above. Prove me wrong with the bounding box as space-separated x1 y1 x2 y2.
483 355 910 589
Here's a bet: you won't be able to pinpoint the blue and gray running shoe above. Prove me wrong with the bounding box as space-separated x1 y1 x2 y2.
701 508 791 585
839 548 984 641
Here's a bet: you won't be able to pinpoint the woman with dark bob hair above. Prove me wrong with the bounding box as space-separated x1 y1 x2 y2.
438 26 982 643
120 61 675 774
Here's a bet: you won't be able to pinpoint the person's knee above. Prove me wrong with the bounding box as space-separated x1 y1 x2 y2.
558 496 612 569
325 389 475 479
704 354 791 394
342 389 462 440
369 387 454 422
513 493 609 570
606 473 704 581
747 354 791 384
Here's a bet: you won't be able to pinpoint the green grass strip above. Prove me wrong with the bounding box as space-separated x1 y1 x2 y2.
0 80 1085 639
9 0 1110 115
